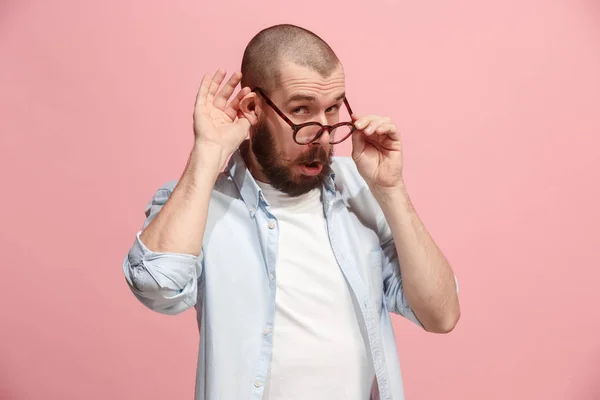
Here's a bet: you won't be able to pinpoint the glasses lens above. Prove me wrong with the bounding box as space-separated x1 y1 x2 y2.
295 125 323 144
330 125 353 144
295 124 355 144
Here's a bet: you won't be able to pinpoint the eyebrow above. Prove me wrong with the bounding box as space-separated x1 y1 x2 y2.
286 92 346 105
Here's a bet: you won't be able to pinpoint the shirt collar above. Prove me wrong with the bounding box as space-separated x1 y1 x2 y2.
224 146 266 217
323 169 336 194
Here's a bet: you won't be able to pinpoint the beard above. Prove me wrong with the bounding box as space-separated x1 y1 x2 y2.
250 117 333 197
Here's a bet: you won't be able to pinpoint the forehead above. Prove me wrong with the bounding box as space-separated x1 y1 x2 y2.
274 61 346 101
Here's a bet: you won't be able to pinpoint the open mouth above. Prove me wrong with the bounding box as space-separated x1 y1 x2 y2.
299 161 323 176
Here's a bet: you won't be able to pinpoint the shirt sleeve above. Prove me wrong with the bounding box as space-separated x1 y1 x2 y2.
380 237 424 328
382 240 460 316
122 185 202 315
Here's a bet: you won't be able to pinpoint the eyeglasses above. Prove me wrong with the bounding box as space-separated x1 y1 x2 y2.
253 88 356 145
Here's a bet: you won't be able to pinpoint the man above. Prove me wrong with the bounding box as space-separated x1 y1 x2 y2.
123 24 460 400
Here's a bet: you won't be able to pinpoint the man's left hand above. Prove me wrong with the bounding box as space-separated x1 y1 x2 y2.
351 114 404 194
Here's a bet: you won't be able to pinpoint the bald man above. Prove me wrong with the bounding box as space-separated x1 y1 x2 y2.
123 24 460 400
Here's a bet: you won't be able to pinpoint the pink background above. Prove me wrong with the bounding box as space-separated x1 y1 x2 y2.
1 1 599 399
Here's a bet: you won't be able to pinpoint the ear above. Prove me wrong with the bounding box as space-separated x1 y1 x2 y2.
239 92 262 126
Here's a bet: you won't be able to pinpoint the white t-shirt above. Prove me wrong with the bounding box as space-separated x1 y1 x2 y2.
258 182 375 400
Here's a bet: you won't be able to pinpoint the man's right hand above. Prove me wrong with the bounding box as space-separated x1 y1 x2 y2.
193 69 251 167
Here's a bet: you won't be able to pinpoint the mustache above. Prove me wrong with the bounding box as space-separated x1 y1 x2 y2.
295 146 330 164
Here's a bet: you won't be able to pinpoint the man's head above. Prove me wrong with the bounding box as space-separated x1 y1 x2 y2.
238 24 348 197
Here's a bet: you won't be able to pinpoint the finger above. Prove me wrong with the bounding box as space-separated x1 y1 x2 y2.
224 87 251 120
195 73 213 107
357 116 390 136
354 115 391 125
214 72 242 111
363 119 388 135
236 112 251 131
353 115 378 131
351 123 367 161
375 123 397 135
206 69 227 105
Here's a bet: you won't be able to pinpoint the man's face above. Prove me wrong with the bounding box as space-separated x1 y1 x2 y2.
251 61 347 197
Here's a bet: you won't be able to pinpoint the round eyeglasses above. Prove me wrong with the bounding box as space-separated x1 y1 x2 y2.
252 88 356 145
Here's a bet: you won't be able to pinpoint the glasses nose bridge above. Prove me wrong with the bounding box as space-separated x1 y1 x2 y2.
310 123 333 146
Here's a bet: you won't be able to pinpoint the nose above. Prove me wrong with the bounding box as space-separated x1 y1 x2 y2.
310 127 331 147
308 111 332 147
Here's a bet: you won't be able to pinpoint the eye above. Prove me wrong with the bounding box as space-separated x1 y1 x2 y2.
326 104 340 113
292 106 309 115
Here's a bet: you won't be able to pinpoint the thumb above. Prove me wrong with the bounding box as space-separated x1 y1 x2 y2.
351 128 366 161
236 112 251 131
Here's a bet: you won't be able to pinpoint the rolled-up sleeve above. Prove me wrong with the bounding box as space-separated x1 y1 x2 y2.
382 237 459 327
122 185 202 315
380 237 424 328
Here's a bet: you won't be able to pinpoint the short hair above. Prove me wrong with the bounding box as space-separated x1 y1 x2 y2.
240 24 341 93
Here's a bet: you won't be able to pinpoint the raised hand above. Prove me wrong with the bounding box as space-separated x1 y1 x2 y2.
350 114 404 193
193 69 251 162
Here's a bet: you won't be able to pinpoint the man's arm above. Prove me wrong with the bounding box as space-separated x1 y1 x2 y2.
374 184 460 333
350 112 460 333
121 148 221 315
139 149 221 256
122 70 251 314
141 69 250 255
122 177 206 315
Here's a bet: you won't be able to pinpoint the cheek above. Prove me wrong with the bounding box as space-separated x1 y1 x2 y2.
268 120 302 160
280 144 304 164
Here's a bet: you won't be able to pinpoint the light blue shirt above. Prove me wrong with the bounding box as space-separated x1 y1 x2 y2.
123 148 424 400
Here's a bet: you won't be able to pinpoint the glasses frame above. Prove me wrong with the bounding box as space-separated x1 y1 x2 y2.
252 87 356 145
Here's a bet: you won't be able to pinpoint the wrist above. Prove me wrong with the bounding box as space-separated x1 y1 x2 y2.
182 145 226 189
371 180 408 202
371 182 415 218
191 142 229 173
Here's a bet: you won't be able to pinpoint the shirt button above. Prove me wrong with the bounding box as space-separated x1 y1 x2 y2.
263 327 271 335
269 273 275 281
254 380 262 388
268 220 276 229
